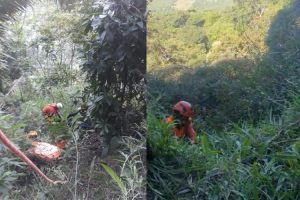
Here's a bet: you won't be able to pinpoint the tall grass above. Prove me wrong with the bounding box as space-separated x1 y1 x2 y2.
147 90 300 199
0 77 84 199
101 133 146 200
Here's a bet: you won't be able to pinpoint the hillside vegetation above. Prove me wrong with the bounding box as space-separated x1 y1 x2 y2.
147 0 300 199
0 0 146 199
148 0 234 13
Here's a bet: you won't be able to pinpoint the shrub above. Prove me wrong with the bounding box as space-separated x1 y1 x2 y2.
81 0 146 144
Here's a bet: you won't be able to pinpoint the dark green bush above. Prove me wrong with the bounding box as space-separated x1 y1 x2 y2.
173 14 190 28
81 0 146 144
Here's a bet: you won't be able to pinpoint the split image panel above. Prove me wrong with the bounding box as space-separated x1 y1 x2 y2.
0 0 300 199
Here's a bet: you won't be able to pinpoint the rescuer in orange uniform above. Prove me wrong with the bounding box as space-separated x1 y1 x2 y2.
42 103 63 122
165 101 197 144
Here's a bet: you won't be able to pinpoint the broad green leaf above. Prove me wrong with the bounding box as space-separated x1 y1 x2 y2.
100 163 126 194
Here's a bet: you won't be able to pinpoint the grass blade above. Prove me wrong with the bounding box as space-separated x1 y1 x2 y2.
100 163 126 194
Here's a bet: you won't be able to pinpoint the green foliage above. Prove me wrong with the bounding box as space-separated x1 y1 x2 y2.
1 0 147 199
148 0 287 69
148 59 274 129
0 114 25 135
147 107 178 156
193 0 235 10
81 0 146 143
1 74 83 142
34 64 79 91
148 0 234 13
0 115 26 197
232 0 270 32
173 14 190 28
0 17 29 94
101 162 126 194
101 135 146 199
148 9 241 69
0 1 83 94
148 93 300 199
43 120 71 141
0 157 25 197
148 1 300 199
264 0 300 101
0 67 85 199
148 0 177 13
148 0 296 129
37 8 82 48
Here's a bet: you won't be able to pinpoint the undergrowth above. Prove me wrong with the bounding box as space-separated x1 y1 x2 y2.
147 91 300 199
102 133 146 200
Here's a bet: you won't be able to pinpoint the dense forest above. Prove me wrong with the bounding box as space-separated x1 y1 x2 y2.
0 0 146 199
148 0 300 199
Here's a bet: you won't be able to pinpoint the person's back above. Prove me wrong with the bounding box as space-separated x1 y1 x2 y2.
42 103 63 123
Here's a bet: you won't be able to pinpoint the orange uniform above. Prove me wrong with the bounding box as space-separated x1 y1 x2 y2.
42 103 59 117
165 115 197 144
42 103 63 123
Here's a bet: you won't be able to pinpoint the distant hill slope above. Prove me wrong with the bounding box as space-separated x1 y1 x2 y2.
148 0 235 12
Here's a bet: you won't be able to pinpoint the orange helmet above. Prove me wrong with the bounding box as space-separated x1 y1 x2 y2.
173 101 193 118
